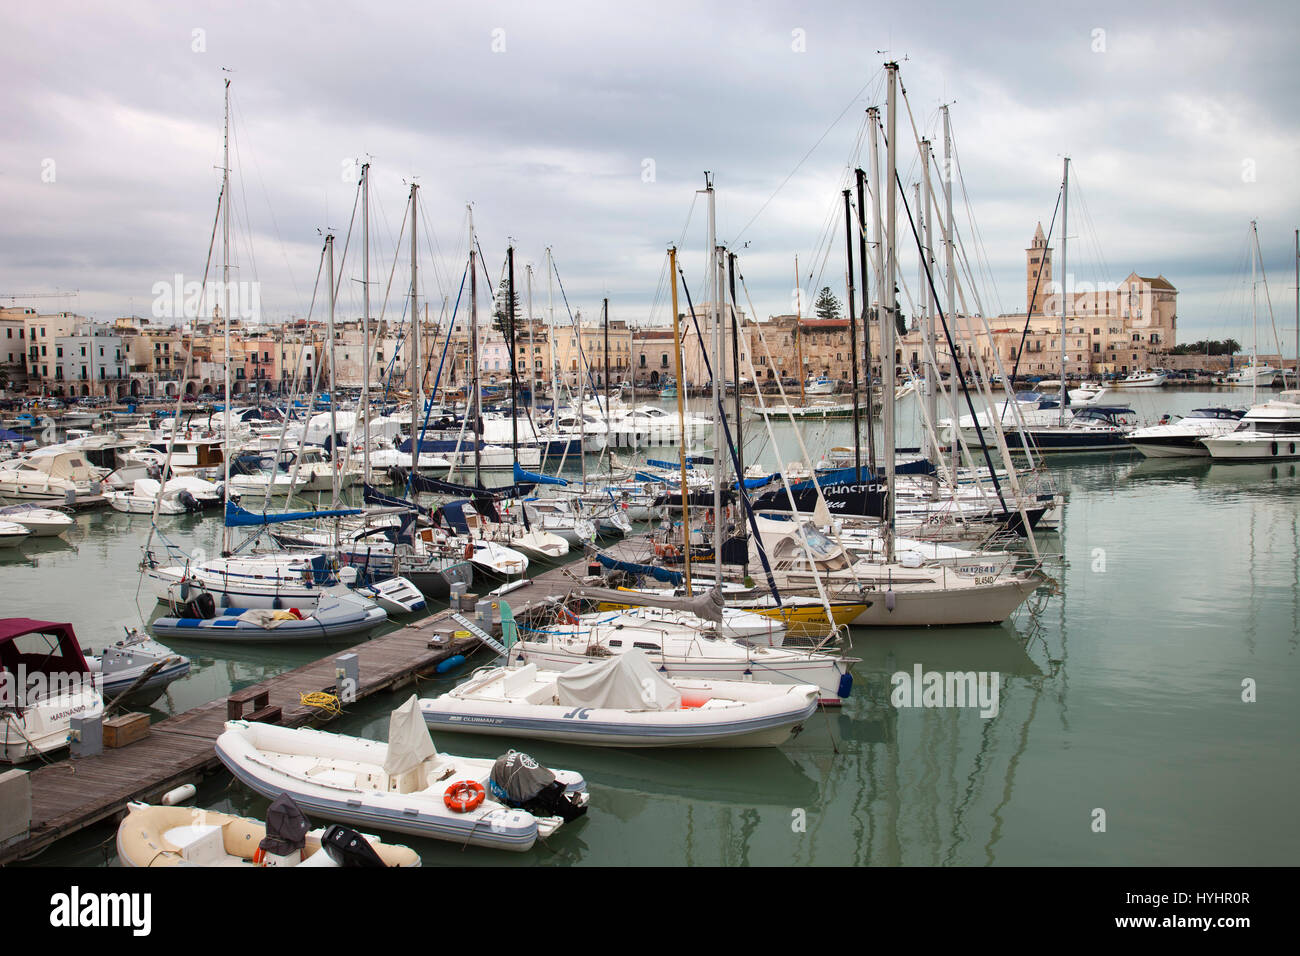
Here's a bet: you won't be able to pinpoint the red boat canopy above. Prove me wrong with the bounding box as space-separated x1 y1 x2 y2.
0 619 91 676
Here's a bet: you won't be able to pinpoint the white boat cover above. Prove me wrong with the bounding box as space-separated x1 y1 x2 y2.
383 695 438 776
554 648 681 711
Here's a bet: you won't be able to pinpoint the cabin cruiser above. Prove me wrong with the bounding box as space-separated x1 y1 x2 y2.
1125 407 1245 457
0 452 105 504
1200 392 1300 460
1 618 103 763
1113 369 1169 388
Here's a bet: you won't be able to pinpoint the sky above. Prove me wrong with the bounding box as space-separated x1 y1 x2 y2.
3 0 1298 355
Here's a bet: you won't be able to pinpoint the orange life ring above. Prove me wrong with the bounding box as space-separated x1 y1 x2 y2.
444 780 486 813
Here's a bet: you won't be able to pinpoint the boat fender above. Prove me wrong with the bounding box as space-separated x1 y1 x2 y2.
443 780 485 813
161 784 196 806
436 654 466 674
885 589 896 612
837 672 854 700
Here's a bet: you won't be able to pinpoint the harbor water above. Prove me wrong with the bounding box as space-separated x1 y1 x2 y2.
3 388 1297 866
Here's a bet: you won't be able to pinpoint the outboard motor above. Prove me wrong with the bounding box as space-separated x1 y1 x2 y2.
256 792 311 866
177 490 201 513
171 591 217 620
489 750 587 823
320 825 387 867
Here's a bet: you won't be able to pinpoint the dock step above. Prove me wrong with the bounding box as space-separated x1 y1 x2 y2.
450 613 506 656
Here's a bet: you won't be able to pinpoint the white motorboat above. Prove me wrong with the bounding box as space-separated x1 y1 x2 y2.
0 520 31 548
0 504 74 538
116 798 421 867
519 606 855 705
1113 369 1168 388
106 476 219 514
215 697 589 851
0 451 104 504
421 650 819 748
83 628 192 707
1125 407 1245 457
1 619 104 764
1200 392 1300 461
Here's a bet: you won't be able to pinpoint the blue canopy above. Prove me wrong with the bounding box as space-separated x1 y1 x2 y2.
595 553 683 585
514 461 567 487
224 501 362 527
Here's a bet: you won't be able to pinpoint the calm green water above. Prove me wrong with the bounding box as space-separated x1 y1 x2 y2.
4 387 1297 866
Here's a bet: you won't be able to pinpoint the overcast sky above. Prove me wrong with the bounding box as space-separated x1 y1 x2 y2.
3 1 1298 354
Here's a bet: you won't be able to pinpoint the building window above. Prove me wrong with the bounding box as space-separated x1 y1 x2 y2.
661 354 669 368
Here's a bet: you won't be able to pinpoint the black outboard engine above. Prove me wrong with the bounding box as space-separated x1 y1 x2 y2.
489 750 587 823
177 490 201 513
320 825 387 867
171 591 216 620
256 792 310 865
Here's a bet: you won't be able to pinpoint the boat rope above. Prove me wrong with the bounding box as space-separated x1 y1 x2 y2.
299 691 342 718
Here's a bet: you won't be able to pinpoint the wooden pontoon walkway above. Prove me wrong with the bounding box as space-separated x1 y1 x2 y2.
0 533 657 865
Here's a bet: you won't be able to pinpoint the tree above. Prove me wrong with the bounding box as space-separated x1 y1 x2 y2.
814 287 842 319
492 277 520 338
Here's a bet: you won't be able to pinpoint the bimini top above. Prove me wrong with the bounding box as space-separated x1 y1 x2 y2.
0 618 90 675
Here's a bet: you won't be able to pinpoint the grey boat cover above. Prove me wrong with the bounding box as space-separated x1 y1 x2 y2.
259 792 310 855
383 694 438 777
554 647 681 711
490 750 556 804
573 585 724 623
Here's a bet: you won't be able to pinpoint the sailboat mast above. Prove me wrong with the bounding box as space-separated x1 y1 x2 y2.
221 77 231 555
867 106 885 474
408 184 419 488
843 188 862 480
469 208 481 488
942 106 959 485
361 162 371 485
855 166 876 475
602 297 610 419
546 248 558 415
509 245 518 454
706 173 722 581
1059 157 1070 426
526 264 537 422
921 139 937 468
883 61 898 563
795 255 806 405
670 246 692 595
1251 219 1258 406
326 233 339 510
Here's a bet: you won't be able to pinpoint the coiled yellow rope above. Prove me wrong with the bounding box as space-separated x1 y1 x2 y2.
299 692 342 717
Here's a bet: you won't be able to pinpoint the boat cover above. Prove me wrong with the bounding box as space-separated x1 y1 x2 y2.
383 695 438 776
574 585 724 623
259 793 310 855
489 750 556 803
554 648 681 711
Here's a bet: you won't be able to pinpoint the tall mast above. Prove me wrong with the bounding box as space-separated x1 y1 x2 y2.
795 255 806 404
221 77 231 555
469 206 481 487
921 139 937 468
1248 218 1258 405
727 252 746 577
1059 157 1070 426
670 247 692 595
508 244 518 456
855 166 876 475
842 188 862 479
326 232 339 510
408 183 419 489
867 106 885 474
1295 228 1298 386
546 247 558 414
361 162 371 485
883 62 898 563
942 106 959 485
705 173 722 581
602 297 610 419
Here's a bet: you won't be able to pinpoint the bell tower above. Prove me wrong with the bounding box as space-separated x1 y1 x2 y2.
1027 222 1051 315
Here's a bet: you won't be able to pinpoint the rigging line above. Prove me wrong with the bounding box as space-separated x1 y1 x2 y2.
949 129 1005 317
734 69 885 243
226 98 261 293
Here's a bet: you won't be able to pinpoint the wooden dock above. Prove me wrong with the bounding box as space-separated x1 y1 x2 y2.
0 536 649 865
0 615 480 865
